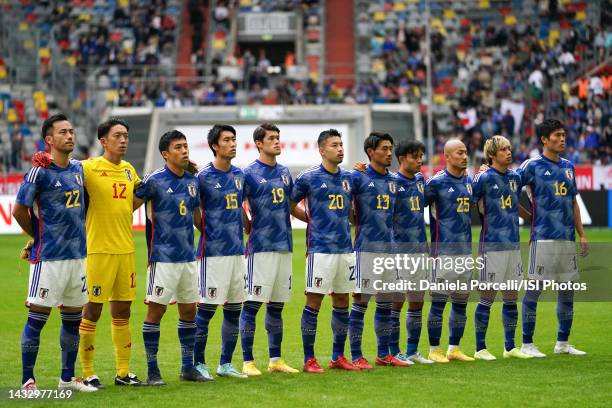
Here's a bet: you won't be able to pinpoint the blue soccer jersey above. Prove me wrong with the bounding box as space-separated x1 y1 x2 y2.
472 167 522 252
290 164 353 254
393 172 428 254
243 160 293 254
517 155 577 241
135 166 200 263
16 161 86 262
352 165 396 253
196 163 245 257
424 169 473 255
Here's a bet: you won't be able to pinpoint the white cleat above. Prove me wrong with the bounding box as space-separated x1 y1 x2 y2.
22 378 37 390
554 342 586 355
474 349 497 361
407 352 434 364
520 343 546 358
58 377 98 392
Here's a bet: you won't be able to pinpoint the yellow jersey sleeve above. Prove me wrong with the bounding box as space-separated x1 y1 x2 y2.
83 156 140 254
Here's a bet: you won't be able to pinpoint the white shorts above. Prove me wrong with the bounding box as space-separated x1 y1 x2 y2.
26 259 87 308
199 256 246 304
479 250 523 285
396 253 430 285
355 251 398 294
306 253 355 295
245 251 292 303
528 240 579 282
431 255 474 294
146 261 199 305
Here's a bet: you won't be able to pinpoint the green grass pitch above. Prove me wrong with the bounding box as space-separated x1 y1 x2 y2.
1 228 611 407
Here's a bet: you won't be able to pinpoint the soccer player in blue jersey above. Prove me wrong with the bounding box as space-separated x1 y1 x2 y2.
194 124 248 379
290 129 359 373
390 140 434 364
517 119 588 357
240 123 302 376
424 139 475 363
12 114 97 392
348 132 410 369
133 130 208 384
471 135 533 361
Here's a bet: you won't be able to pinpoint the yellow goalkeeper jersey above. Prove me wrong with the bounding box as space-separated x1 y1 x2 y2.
83 156 141 254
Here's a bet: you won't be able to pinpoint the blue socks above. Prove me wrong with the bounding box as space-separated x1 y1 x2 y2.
301 306 319 363
374 302 392 358
143 322 161 373
406 308 423 355
239 301 261 362
194 303 217 365
427 295 447 347
220 303 241 365
502 300 518 351
331 306 349 361
59 312 81 382
178 319 196 371
522 289 541 344
449 300 468 346
557 290 574 342
474 299 492 351
348 303 367 360
389 309 401 356
265 302 284 359
21 310 49 384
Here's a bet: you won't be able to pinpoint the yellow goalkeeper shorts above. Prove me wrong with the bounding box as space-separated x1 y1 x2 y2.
86 253 136 302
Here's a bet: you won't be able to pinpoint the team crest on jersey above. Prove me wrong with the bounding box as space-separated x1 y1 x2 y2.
155 286 164 297
253 285 262 296
466 184 473 195
314 277 323 288
565 169 574 180
342 180 351 192
281 174 290 186
75 174 83 186
509 180 517 192
488 273 495 281
39 288 49 299
125 169 133 181
207 287 217 299
416 181 424 194
188 183 197 198
361 279 370 289
92 286 101 297
388 182 396 194
234 177 242 190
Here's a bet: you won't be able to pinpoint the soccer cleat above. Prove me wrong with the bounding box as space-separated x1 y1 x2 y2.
447 348 475 362
194 363 214 381
554 342 587 356
520 343 546 358
22 378 37 391
428 348 450 363
114 372 145 386
503 348 533 359
268 359 299 374
83 375 104 389
181 366 211 382
375 354 412 367
394 353 416 366
352 357 373 370
242 361 262 376
329 355 360 371
303 358 324 374
216 363 248 379
146 370 166 386
407 352 434 364
474 349 497 361
58 377 98 392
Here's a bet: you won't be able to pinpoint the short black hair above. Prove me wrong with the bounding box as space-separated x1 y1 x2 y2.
364 131 394 160
536 119 566 142
97 117 129 139
253 123 280 151
394 140 425 160
317 128 342 147
159 130 187 154
41 113 69 140
207 124 236 156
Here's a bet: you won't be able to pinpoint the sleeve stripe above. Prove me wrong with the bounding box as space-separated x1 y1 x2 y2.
143 167 164 183
27 167 41 183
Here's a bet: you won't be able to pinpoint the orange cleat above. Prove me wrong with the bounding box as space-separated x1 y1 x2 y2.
375 354 412 367
352 357 373 370
303 358 325 374
329 355 360 371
